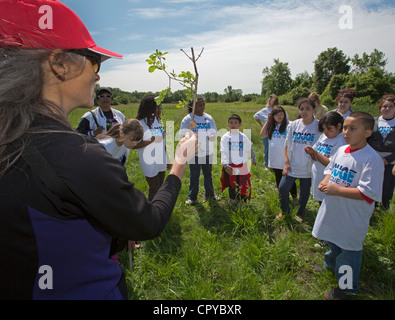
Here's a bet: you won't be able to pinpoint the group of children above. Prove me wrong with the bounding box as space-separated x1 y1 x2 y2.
257 89 388 300
81 88 392 300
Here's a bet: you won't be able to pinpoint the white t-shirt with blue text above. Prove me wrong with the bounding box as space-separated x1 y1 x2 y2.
138 117 167 177
311 133 346 201
179 113 217 158
285 119 321 178
312 144 384 251
268 122 289 170
378 116 395 139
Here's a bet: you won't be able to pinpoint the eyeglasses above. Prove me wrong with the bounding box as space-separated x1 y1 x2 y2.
67 49 101 73
98 94 112 98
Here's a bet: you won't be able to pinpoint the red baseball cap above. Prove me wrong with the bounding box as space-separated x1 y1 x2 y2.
0 0 123 60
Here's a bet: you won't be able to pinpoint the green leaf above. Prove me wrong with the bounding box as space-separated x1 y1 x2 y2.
149 66 157 73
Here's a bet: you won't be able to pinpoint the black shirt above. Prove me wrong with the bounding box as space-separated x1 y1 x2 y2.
0 115 181 299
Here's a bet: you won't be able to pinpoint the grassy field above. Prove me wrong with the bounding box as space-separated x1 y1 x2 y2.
69 102 394 300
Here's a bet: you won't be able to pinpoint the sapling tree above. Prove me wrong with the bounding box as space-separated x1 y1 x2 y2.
146 47 204 129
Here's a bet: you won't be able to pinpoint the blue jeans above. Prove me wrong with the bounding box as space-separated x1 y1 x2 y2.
382 164 395 209
324 242 362 294
278 176 311 218
262 137 269 167
188 155 215 201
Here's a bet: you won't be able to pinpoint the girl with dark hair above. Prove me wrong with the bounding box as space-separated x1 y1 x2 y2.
305 111 346 248
261 106 297 203
135 95 170 201
335 89 357 119
254 94 279 168
277 98 321 221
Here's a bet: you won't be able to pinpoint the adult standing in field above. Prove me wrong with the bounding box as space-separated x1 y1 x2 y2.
0 0 197 300
368 94 395 210
180 95 219 205
254 94 279 168
76 87 126 137
309 92 328 120
134 95 170 201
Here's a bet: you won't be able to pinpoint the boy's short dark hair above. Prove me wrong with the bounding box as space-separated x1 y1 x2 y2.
228 114 242 123
348 112 375 130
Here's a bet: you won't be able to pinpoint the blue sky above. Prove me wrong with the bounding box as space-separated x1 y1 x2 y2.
60 0 395 94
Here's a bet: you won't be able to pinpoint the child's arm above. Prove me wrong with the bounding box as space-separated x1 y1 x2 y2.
260 121 269 138
283 146 291 176
305 146 330 167
319 174 364 200
132 136 155 149
323 184 365 200
318 174 330 192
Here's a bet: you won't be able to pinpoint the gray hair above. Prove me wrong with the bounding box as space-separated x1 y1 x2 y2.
0 48 85 177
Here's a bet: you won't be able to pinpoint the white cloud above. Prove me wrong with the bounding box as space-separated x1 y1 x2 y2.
99 1 395 95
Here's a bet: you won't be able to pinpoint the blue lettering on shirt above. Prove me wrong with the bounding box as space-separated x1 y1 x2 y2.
292 131 316 144
228 141 244 150
331 163 357 184
316 142 333 158
272 129 287 138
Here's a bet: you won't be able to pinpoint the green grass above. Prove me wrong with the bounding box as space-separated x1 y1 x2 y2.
69 102 394 300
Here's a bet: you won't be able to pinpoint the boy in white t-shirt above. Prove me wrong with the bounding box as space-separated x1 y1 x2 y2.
312 112 384 300
220 114 256 203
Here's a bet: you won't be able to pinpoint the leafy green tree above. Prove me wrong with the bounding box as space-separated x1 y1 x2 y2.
313 47 350 94
224 85 243 102
279 86 311 105
203 92 220 103
291 71 313 89
351 49 388 74
261 58 292 97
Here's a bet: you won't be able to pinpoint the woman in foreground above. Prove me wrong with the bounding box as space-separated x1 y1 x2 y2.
0 0 196 300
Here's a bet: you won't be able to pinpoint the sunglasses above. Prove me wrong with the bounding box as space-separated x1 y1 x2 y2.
98 94 112 98
67 49 102 73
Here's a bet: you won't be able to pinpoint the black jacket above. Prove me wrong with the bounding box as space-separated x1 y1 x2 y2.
368 116 395 164
0 115 181 300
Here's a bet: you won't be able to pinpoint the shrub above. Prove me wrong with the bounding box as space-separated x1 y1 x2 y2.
279 86 311 106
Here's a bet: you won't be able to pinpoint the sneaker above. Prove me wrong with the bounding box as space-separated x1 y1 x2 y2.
324 287 350 300
314 240 328 249
185 199 196 206
207 195 219 201
295 215 303 223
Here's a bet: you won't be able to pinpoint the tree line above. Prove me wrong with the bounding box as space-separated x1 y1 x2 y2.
98 47 395 107
261 48 395 107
